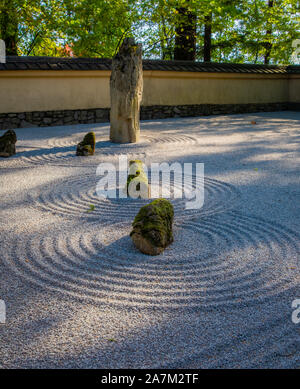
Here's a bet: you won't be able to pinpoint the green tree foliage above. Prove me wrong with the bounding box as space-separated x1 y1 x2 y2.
0 0 68 56
174 0 197 60
237 0 299 64
0 0 20 54
61 0 134 57
0 0 298 64
0 0 134 56
137 0 299 64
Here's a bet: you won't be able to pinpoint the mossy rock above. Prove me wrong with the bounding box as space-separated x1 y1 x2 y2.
76 131 96 156
126 159 149 198
0 129 17 158
130 198 174 255
129 159 143 167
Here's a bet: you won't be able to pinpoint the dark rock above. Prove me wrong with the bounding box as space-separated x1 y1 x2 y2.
0 129 17 157
95 109 106 119
43 118 52 124
76 131 96 156
20 120 33 128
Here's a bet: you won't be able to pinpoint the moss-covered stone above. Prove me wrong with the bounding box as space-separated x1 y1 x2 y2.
126 159 149 198
130 198 174 255
76 131 96 156
0 129 17 158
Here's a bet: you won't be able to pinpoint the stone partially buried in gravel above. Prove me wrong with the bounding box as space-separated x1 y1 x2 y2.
130 198 174 255
0 129 17 157
76 131 96 156
126 159 149 199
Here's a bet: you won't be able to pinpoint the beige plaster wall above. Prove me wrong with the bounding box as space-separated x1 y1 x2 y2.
289 75 300 103
0 69 297 114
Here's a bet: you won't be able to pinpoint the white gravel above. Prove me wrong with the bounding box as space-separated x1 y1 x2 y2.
0 111 299 368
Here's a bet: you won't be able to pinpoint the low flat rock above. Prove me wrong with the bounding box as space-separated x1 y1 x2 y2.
76 131 96 156
130 198 174 255
0 129 17 157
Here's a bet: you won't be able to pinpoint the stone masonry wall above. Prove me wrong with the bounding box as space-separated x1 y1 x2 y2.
0 102 293 130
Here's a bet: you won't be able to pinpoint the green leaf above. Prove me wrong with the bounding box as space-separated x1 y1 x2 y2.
87 204 95 212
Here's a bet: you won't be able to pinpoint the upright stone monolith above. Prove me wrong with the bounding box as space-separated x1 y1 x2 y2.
110 38 143 143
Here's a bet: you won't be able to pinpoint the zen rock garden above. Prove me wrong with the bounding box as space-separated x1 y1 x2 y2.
0 38 174 257
0 33 299 370
74 39 173 256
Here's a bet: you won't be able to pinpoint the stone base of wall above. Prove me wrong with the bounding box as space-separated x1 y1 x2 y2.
0 102 295 130
141 102 290 120
0 108 110 130
289 102 300 111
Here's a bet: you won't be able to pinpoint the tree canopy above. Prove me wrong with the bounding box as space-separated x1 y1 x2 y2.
0 0 299 64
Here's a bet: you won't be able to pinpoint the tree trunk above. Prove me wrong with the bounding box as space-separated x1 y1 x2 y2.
174 3 196 61
204 13 212 62
264 0 274 64
160 16 173 60
4 35 18 56
0 0 18 55
110 38 143 143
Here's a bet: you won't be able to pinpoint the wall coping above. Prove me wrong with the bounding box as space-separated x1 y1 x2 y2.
1 56 299 74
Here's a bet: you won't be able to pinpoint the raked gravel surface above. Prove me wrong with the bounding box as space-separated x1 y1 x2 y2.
0 111 299 368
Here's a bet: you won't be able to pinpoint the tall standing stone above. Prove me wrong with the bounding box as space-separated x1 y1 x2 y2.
110 38 143 143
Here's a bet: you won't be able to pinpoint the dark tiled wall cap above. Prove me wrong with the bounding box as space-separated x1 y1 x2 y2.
0 56 299 74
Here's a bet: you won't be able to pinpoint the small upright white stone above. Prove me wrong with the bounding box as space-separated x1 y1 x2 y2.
110 38 143 143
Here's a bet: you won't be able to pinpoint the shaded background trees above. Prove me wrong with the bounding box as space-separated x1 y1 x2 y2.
174 0 197 60
0 0 299 64
0 0 20 55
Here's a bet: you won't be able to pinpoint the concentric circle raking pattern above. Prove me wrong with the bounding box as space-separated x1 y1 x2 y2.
28 173 240 221
19 132 200 166
2 212 299 310
47 133 156 149
160 312 300 368
47 132 199 149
